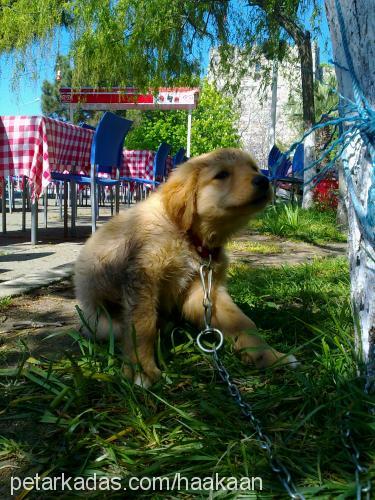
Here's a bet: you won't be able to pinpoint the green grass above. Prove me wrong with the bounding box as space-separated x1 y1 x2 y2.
0 258 374 498
226 240 282 254
249 204 347 245
0 297 12 311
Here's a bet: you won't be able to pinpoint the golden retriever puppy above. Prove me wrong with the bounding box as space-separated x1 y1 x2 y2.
75 148 297 386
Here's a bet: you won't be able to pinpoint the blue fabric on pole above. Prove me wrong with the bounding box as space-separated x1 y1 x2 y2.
272 0 375 246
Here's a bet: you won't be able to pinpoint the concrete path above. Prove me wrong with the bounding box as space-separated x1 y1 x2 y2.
0 205 111 298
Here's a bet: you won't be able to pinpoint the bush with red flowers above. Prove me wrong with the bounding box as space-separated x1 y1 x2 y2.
313 175 339 210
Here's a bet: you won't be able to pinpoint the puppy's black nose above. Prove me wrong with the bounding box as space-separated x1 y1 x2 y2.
252 175 269 190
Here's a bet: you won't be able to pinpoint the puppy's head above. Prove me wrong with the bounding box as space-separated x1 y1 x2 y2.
161 148 271 244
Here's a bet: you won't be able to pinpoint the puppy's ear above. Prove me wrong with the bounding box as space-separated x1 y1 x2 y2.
161 162 200 231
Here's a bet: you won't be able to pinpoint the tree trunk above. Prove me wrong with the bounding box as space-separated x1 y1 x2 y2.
249 1 317 207
336 160 349 230
325 0 375 361
297 32 316 209
268 57 278 152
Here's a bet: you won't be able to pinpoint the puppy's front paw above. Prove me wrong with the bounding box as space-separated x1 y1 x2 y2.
123 364 161 388
239 347 299 370
123 362 161 388
253 349 299 369
284 354 299 369
133 373 153 389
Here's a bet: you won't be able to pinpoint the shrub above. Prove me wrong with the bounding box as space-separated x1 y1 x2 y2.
126 81 241 155
313 177 339 210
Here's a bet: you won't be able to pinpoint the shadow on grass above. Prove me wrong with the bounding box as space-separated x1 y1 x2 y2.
0 257 374 499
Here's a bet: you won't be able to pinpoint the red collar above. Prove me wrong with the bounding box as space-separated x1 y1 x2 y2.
188 231 222 261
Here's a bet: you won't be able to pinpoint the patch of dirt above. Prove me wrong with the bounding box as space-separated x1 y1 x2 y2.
0 279 80 368
228 230 347 266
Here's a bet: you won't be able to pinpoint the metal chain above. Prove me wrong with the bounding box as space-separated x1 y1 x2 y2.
199 255 213 329
341 412 371 500
342 337 374 500
197 256 224 353
341 335 374 499
212 350 305 499
197 259 374 499
197 260 305 500
365 336 375 398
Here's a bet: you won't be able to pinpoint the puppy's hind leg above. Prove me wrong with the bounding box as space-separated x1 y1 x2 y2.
121 291 161 388
77 300 124 340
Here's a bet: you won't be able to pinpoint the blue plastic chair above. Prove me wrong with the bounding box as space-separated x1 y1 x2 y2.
268 145 282 169
266 144 305 202
261 145 291 180
274 144 304 191
260 145 292 201
52 122 96 215
261 145 282 177
121 142 171 196
292 143 304 179
51 112 133 234
84 112 133 231
172 147 186 168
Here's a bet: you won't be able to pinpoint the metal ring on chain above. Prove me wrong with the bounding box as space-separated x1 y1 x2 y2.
197 327 224 353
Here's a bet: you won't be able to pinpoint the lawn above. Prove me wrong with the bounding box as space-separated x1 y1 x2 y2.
249 204 347 245
1 255 373 498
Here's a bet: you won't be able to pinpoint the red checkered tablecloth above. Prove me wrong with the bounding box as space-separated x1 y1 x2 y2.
0 116 93 198
0 116 173 198
121 150 173 181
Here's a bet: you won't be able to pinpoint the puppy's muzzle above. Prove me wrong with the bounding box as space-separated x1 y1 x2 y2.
252 175 270 191
251 175 271 204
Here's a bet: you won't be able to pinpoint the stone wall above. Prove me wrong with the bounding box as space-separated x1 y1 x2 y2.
208 48 312 167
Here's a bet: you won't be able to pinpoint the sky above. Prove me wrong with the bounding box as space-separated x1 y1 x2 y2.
0 0 333 117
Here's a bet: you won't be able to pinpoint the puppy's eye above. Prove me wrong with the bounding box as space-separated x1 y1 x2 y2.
214 170 230 180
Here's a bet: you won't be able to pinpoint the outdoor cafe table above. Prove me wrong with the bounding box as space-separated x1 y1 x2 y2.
0 115 171 244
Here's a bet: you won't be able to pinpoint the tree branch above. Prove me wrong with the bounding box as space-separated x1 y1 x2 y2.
247 0 307 46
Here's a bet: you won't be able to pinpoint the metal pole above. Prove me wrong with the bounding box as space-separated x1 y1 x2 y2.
186 109 192 158
31 197 38 245
7 177 12 214
115 168 120 214
44 188 48 228
58 182 63 219
64 181 68 238
70 104 74 123
91 163 97 233
1 177 6 234
22 176 26 231
70 181 77 237
268 58 278 154
11 178 15 211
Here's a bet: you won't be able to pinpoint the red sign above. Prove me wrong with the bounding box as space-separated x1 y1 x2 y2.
59 87 199 110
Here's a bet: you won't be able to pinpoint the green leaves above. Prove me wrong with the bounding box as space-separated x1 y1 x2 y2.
126 82 241 155
1 0 321 96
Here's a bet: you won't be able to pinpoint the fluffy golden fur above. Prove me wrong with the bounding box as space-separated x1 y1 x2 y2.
75 148 297 386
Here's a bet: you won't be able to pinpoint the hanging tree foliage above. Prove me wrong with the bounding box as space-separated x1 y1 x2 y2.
1 0 321 208
0 0 320 95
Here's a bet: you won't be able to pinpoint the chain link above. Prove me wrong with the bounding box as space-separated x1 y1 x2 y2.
198 259 373 499
342 412 372 500
198 260 305 499
341 334 374 499
212 350 305 500
199 255 213 330
365 335 375 398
